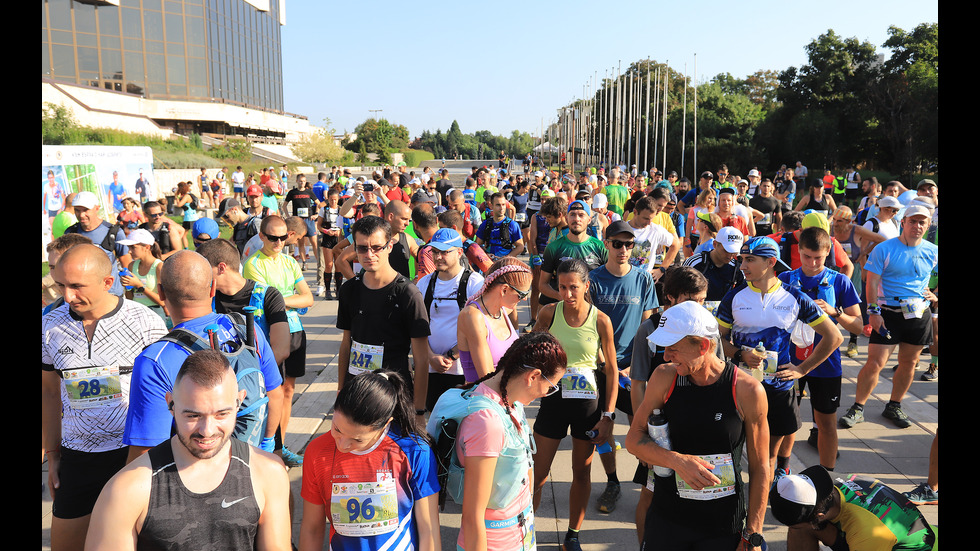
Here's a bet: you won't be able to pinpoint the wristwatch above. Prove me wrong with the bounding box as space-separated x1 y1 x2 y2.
445 349 457 361
601 411 616 421
742 531 765 548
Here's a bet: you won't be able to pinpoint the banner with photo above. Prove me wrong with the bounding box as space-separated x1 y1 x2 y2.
41 145 155 260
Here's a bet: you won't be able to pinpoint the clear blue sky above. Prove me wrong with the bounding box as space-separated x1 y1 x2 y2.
280 0 937 140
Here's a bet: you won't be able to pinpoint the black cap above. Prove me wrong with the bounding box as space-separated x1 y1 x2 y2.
605 220 636 238
217 197 240 219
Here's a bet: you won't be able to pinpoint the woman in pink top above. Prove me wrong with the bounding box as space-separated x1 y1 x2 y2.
457 257 533 383
458 332 568 551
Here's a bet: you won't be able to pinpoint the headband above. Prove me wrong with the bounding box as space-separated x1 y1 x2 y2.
466 263 532 305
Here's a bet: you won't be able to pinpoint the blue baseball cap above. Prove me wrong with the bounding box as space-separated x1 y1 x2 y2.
568 199 592 216
740 236 791 272
428 228 463 251
192 217 220 240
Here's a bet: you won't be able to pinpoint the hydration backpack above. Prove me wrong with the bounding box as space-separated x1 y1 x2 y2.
159 312 269 448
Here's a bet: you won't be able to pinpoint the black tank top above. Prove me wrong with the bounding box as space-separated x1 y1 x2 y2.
390 232 412 278
651 362 746 536
138 438 260 551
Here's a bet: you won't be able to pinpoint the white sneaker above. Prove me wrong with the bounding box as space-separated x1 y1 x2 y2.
315 285 325 297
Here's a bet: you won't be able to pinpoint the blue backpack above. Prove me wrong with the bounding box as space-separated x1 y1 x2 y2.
159 313 269 448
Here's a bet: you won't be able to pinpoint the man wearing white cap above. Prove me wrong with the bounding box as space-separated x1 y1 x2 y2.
63 191 132 297
682 226 745 311
839 200 938 429
625 301 769 551
770 465 937 550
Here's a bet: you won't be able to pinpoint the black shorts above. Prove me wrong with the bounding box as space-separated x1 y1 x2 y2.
869 306 933 347
281 330 306 378
641 508 741 551
320 234 339 249
533 386 600 441
426 372 466 412
799 375 842 415
765 384 802 437
596 369 633 417
51 446 128 519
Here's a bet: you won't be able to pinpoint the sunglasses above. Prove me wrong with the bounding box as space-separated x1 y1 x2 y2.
505 283 530 300
525 364 561 396
148 212 164 218
354 244 388 255
609 239 635 250
263 232 288 242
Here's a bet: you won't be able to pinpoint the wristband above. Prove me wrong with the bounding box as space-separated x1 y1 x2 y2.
867 305 882 316
733 349 743 364
260 437 275 453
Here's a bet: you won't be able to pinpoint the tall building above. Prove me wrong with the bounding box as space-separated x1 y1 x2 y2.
42 0 311 140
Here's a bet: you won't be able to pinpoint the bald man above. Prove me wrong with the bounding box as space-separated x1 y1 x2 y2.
123 250 284 463
42 244 168 551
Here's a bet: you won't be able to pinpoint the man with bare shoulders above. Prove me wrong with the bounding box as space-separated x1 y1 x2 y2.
85 350 290 550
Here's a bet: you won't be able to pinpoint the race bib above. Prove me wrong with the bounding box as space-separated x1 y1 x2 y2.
740 345 779 384
675 453 736 500
760 212 772 225
514 213 527 223
703 300 721 317
297 207 309 218
330 473 399 537
560 367 598 400
62 365 124 409
899 297 928 319
349 340 384 376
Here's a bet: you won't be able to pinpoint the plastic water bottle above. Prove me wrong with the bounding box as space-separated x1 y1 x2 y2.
647 409 673 477
618 373 631 392
750 342 767 382
118 268 134 290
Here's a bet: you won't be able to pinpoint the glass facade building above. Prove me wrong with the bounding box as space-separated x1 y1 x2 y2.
41 0 284 114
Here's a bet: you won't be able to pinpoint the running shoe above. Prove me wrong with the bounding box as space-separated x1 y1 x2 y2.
314 285 325 297
807 427 819 449
523 319 536 333
839 405 864 428
771 466 791 489
595 481 621 513
845 342 858 358
920 366 938 381
562 535 583 551
903 482 938 505
882 403 912 429
281 446 304 467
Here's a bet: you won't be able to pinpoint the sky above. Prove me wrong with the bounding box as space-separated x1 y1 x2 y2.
280 0 937 140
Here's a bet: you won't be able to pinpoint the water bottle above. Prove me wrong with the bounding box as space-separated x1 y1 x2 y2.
647 409 673 477
118 268 134 290
750 342 767 382
618 373 631 392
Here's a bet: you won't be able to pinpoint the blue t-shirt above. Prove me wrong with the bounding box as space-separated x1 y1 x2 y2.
779 267 861 378
589 265 658 367
312 181 327 203
717 280 828 392
865 237 938 306
109 181 126 212
476 217 522 257
123 313 283 448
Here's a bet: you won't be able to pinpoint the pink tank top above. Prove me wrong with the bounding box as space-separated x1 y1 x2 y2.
460 302 518 382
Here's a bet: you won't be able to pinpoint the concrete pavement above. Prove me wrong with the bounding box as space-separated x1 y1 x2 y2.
42 256 939 550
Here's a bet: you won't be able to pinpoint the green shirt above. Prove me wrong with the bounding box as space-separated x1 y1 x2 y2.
539 234 608 305
604 184 629 216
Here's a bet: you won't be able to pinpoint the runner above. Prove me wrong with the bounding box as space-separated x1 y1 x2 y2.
86 350 291 551
456 257 531 383
454 332 568 551
531 259 619 551
298 369 441 551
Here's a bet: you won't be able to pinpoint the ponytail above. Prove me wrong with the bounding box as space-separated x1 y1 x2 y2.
333 369 429 444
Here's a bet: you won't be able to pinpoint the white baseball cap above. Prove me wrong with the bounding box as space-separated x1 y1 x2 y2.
715 226 745 253
648 301 720 348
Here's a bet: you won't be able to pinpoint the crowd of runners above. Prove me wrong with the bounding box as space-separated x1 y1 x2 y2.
42 159 938 550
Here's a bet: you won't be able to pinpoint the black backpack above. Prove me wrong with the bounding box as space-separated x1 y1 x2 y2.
479 217 513 250
424 269 473 314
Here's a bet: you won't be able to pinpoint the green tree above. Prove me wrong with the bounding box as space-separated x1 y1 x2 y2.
446 120 463 158
867 23 938 177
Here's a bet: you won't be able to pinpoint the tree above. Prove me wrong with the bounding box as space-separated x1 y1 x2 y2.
867 23 938 177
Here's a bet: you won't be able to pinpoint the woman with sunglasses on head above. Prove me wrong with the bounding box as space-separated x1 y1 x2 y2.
117 228 169 323
455 331 568 551
457 257 533 383
299 369 441 551
531 258 619 551
831 206 864 358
